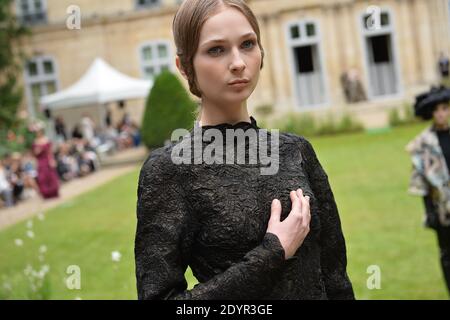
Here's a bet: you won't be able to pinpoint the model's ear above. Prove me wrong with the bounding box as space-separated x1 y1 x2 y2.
175 55 188 81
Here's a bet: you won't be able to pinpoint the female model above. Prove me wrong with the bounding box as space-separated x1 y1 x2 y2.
406 85 450 294
135 0 354 300
31 123 59 199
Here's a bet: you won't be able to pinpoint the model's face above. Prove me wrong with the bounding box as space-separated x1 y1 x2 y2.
433 103 450 126
192 7 261 104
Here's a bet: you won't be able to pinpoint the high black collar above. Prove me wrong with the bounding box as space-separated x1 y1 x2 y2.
196 116 259 131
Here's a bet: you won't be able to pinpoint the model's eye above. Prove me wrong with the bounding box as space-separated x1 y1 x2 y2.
208 46 224 56
242 39 256 49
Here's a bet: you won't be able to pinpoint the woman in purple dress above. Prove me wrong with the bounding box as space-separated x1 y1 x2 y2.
32 125 59 199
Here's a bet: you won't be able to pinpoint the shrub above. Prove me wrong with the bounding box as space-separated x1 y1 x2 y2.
274 111 363 137
389 104 420 127
275 112 317 137
0 120 36 158
388 108 402 127
402 103 420 124
316 112 364 136
141 71 197 148
254 104 274 117
336 113 365 133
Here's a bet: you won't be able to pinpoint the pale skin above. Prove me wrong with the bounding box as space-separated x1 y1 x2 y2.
175 4 310 259
432 103 450 130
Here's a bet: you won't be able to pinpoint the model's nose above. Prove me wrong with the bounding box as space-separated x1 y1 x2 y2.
229 48 246 72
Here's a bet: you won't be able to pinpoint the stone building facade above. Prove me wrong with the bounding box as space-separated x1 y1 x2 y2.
15 0 450 129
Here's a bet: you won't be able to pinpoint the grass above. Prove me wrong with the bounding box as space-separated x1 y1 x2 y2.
0 121 448 299
0 169 140 299
307 122 447 299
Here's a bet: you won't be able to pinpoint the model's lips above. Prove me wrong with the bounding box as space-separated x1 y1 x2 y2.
228 78 250 85
228 82 249 89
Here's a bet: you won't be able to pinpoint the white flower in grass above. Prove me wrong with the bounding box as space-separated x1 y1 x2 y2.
111 251 121 262
24 264 33 276
14 239 24 246
37 213 45 221
37 265 49 279
74 296 82 300
26 230 34 239
26 220 33 229
3 282 12 291
41 264 50 274
39 245 47 254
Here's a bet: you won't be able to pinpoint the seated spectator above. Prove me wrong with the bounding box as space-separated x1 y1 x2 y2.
116 123 134 150
55 142 79 182
7 152 25 203
104 124 119 148
54 116 68 142
72 138 99 177
130 122 141 147
80 114 96 143
0 160 14 208
72 125 83 140
20 151 39 199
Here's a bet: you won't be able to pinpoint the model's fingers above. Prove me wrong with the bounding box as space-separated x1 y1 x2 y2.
296 188 303 199
302 195 311 226
289 190 298 205
288 189 302 221
295 189 304 213
270 199 282 223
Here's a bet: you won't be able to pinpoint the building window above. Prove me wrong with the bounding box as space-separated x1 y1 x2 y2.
286 20 328 107
24 56 59 117
136 0 161 9
16 0 47 25
362 10 390 31
360 9 400 98
139 41 172 80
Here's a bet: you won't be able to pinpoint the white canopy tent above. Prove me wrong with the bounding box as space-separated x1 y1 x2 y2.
40 57 152 109
39 57 152 140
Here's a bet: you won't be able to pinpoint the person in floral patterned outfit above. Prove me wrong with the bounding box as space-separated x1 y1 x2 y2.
406 85 450 295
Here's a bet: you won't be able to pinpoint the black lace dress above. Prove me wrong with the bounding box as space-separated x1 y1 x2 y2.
135 116 354 300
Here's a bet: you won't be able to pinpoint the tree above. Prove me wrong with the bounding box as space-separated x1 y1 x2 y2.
141 70 197 148
0 0 28 131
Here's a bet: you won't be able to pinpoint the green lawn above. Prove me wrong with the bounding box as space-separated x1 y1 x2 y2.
0 121 448 299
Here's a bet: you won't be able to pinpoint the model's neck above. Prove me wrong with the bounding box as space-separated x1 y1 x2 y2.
198 99 250 127
434 122 449 130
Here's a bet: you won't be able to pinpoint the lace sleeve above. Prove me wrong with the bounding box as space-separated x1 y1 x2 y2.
298 137 355 300
135 148 286 300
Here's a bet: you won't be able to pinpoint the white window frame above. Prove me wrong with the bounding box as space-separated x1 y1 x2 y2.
23 56 59 118
138 40 174 80
135 0 161 10
15 0 47 25
358 7 403 101
285 19 330 110
448 0 450 33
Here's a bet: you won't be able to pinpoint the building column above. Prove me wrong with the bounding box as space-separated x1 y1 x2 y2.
257 14 276 105
397 0 419 88
413 0 438 83
323 4 344 105
266 12 292 110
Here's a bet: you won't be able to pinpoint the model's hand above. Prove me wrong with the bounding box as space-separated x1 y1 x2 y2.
266 188 311 260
